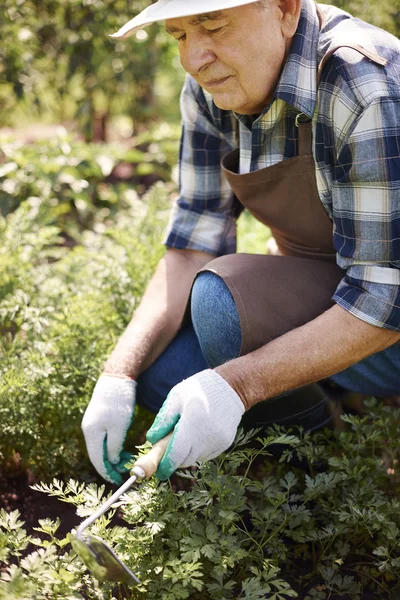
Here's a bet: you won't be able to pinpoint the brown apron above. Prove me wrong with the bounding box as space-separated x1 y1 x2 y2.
184 43 386 428
196 43 386 360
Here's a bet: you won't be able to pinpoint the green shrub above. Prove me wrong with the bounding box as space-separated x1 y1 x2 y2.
2 0 398 137
0 177 170 478
1 409 400 599
1 131 400 600
0 128 179 225
0 131 262 480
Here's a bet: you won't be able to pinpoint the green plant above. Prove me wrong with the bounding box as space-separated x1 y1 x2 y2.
0 131 261 480
0 173 170 479
1 407 400 599
2 0 399 139
0 128 179 225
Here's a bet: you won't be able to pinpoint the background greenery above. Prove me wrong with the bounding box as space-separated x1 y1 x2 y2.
2 0 399 139
1 1 400 598
1 0 183 140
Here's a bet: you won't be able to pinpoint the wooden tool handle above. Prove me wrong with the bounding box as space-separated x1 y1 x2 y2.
132 432 173 479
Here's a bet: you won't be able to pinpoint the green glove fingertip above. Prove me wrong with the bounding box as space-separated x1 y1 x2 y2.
102 439 123 485
114 451 135 474
104 463 123 485
155 454 176 480
146 412 180 444
153 425 180 480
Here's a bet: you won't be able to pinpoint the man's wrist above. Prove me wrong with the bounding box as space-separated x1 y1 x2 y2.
214 362 252 411
103 351 139 380
102 371 136 381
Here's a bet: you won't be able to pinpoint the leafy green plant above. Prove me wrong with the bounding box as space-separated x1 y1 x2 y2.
0 128 179 225
0 173 170 479
0 130 260 480
1 408 400 599
2 0 398 139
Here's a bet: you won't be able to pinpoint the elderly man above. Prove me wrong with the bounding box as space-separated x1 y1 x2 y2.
82 0 400 484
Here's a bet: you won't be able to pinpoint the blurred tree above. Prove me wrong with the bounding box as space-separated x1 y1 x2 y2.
1 0 183 140
331 0 400 35
0 0 398 138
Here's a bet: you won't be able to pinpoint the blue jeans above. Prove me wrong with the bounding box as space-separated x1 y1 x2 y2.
136 271 400 414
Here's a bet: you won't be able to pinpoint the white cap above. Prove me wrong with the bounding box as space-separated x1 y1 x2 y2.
111 0 260 39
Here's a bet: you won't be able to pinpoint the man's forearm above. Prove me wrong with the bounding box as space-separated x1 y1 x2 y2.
216 304 400 409
104 248 213 380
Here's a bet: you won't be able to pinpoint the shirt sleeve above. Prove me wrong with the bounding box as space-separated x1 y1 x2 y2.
163 75 239 256
332 97 400 331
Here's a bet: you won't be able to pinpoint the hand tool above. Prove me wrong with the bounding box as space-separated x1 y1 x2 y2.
71 433 172 585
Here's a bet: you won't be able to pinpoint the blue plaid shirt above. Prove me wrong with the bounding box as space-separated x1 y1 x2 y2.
164 0 400 331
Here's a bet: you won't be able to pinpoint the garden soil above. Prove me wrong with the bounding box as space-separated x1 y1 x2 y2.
0 466 81 537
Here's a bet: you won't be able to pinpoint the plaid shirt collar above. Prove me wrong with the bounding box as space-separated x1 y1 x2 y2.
235 0 320 123
275 0 320 118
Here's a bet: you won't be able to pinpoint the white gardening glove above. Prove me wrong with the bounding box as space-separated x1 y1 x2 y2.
146 369 245 480
82 374 137 485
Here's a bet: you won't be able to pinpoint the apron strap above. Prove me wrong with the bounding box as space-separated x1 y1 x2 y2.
316 44 387 87
295 114 313 156
296 43 387 156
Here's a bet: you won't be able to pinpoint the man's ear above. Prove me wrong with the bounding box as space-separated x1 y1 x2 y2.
279 0 302 39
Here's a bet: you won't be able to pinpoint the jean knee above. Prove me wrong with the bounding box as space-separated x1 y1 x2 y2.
136 325 208 413
191 271 242 368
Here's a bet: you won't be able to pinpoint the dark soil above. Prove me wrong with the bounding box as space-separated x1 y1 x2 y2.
0 467 81 537
0 462 194 541
0 466 136 600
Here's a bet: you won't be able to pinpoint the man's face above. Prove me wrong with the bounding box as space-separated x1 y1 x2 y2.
165 1 297 114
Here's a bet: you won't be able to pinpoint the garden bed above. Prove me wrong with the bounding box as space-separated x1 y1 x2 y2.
1 135 400 600
0 466 80 539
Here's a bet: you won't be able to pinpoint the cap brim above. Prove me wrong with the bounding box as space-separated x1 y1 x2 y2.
110 0 260 39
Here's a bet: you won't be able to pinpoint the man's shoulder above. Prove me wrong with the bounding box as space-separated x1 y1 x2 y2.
317 4 400 106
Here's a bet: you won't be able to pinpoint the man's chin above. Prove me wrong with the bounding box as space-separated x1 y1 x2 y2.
210 93 242 112
210 92 260 115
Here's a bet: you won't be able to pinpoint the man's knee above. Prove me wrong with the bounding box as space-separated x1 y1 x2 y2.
136 325 208 413
191 271 242 367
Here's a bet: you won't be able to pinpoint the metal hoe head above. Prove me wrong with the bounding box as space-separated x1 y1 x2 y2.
71 532 140 585
71 470 144 585
71 433 172 585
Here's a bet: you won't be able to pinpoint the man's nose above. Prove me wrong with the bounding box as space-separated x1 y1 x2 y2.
180 39 216 75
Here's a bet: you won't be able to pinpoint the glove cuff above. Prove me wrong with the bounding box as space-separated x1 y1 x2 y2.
102 371 136 382
196 369 246 418
93 374 137 408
